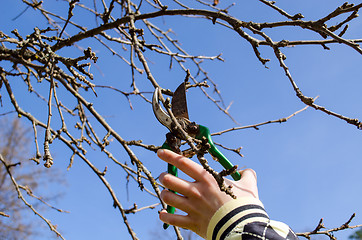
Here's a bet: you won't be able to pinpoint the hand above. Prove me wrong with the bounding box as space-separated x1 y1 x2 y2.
157 149 258 238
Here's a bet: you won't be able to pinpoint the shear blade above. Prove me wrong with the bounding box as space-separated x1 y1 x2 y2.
171 82 189 120
152 87 172 131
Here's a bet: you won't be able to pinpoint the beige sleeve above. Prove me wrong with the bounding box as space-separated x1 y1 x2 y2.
206 197 298 240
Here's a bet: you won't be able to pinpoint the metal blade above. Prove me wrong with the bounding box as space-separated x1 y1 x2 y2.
171 82 189 120
152 88 172 131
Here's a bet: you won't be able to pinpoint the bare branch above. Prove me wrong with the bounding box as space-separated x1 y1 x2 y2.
297 214 362 239
0 153 65 240
212 104 310 136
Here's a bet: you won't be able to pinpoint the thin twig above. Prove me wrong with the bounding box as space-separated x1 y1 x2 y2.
212 104 310 136
0 154 65 239
297 214 362 239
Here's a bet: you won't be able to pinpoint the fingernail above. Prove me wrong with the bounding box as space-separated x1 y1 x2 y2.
158 209 167 214
157 149 164 156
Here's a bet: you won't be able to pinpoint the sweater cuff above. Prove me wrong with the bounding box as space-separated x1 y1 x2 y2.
206 197 269 240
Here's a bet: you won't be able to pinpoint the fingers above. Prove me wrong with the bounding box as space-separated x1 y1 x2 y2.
159 209 192 230
159 209 207 238
159 172 196 197
157 149 208 182
160 189 193 213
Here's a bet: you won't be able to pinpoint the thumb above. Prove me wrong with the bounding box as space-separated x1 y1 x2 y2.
224 168 259 199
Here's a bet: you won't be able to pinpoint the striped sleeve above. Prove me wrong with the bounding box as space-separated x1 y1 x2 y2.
206 197 299 240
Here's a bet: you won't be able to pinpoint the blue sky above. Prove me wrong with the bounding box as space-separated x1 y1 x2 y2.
1 1 362 240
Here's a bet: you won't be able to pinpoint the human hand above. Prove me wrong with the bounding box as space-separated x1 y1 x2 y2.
157 149 258 238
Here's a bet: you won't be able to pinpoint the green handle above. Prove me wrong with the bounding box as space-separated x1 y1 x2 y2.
196 125 241 181
161 142 177 229
162 142 178 178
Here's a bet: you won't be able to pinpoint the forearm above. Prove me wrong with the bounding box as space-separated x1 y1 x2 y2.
207 197 298 240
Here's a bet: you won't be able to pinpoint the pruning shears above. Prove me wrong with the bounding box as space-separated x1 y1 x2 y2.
152 82 241 229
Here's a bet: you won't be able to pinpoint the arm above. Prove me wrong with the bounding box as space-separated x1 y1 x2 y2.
157 149 298 240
